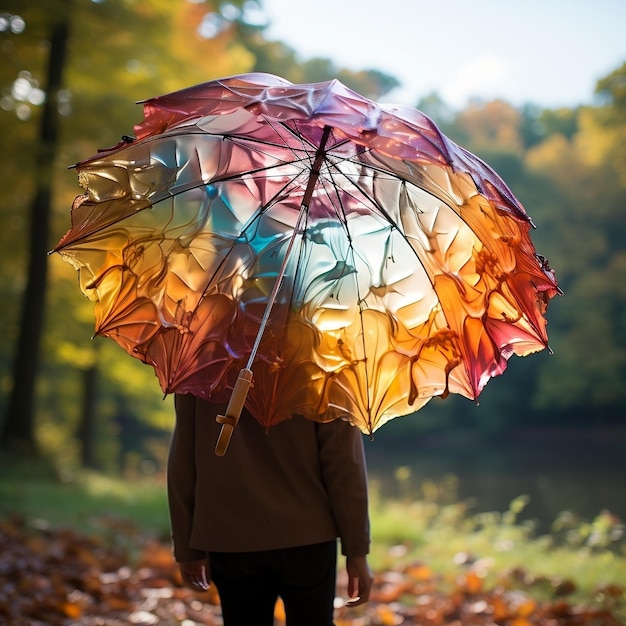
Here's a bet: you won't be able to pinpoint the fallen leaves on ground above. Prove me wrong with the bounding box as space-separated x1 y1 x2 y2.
0 516 623 625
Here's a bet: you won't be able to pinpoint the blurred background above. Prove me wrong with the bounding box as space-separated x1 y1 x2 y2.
1 0 625 531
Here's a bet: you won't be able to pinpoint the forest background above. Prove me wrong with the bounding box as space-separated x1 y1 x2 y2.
0 0 625 526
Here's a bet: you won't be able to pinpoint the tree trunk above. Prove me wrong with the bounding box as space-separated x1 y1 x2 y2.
78 364 99 469
0 8 70 453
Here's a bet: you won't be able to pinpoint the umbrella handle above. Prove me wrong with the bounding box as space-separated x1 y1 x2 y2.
215 368 254 456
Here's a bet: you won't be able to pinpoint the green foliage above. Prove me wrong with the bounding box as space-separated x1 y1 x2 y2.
596 61 626 120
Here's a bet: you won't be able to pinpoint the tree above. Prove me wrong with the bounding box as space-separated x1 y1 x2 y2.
230 15 399 99
0 0 256 458
1 1 71 453
0 0 401 466
525 67 626 423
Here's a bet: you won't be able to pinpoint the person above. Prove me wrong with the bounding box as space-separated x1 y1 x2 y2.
167 393 373 626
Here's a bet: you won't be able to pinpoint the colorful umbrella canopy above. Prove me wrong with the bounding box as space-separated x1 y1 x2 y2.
55 73 559 452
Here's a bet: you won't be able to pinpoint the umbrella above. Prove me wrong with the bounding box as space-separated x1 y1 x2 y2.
54 73 559 454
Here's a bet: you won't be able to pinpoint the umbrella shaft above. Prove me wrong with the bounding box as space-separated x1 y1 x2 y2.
245 205 306 370
245 126 331 371
301 125 331 209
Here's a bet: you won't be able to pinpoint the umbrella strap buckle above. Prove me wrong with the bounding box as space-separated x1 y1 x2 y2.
214 368 254 456
216 413 237 427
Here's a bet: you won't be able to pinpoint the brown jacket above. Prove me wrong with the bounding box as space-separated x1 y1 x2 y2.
167 394 370 562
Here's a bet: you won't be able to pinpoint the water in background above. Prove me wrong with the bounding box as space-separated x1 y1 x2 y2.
364 426 626 532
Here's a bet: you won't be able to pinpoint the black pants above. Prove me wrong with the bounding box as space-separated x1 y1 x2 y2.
209 540 337 626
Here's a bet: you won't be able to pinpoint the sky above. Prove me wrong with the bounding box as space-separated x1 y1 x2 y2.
261 0 626 109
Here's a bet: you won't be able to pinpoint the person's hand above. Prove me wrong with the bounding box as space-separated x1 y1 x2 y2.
345 555 373 607
178 559 210 591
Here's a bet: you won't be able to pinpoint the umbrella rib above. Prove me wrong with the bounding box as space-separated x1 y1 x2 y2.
201 123 325 190
320 154 478 404
221 117 319 171
177 124 328 330
327 154 516 394
314 162 376 427
217 122 337 248
325 149 478 283
218 119 354 185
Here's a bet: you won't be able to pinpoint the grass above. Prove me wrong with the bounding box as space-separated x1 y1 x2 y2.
0 456 170 539
367 482 626 614
1 456 625 610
